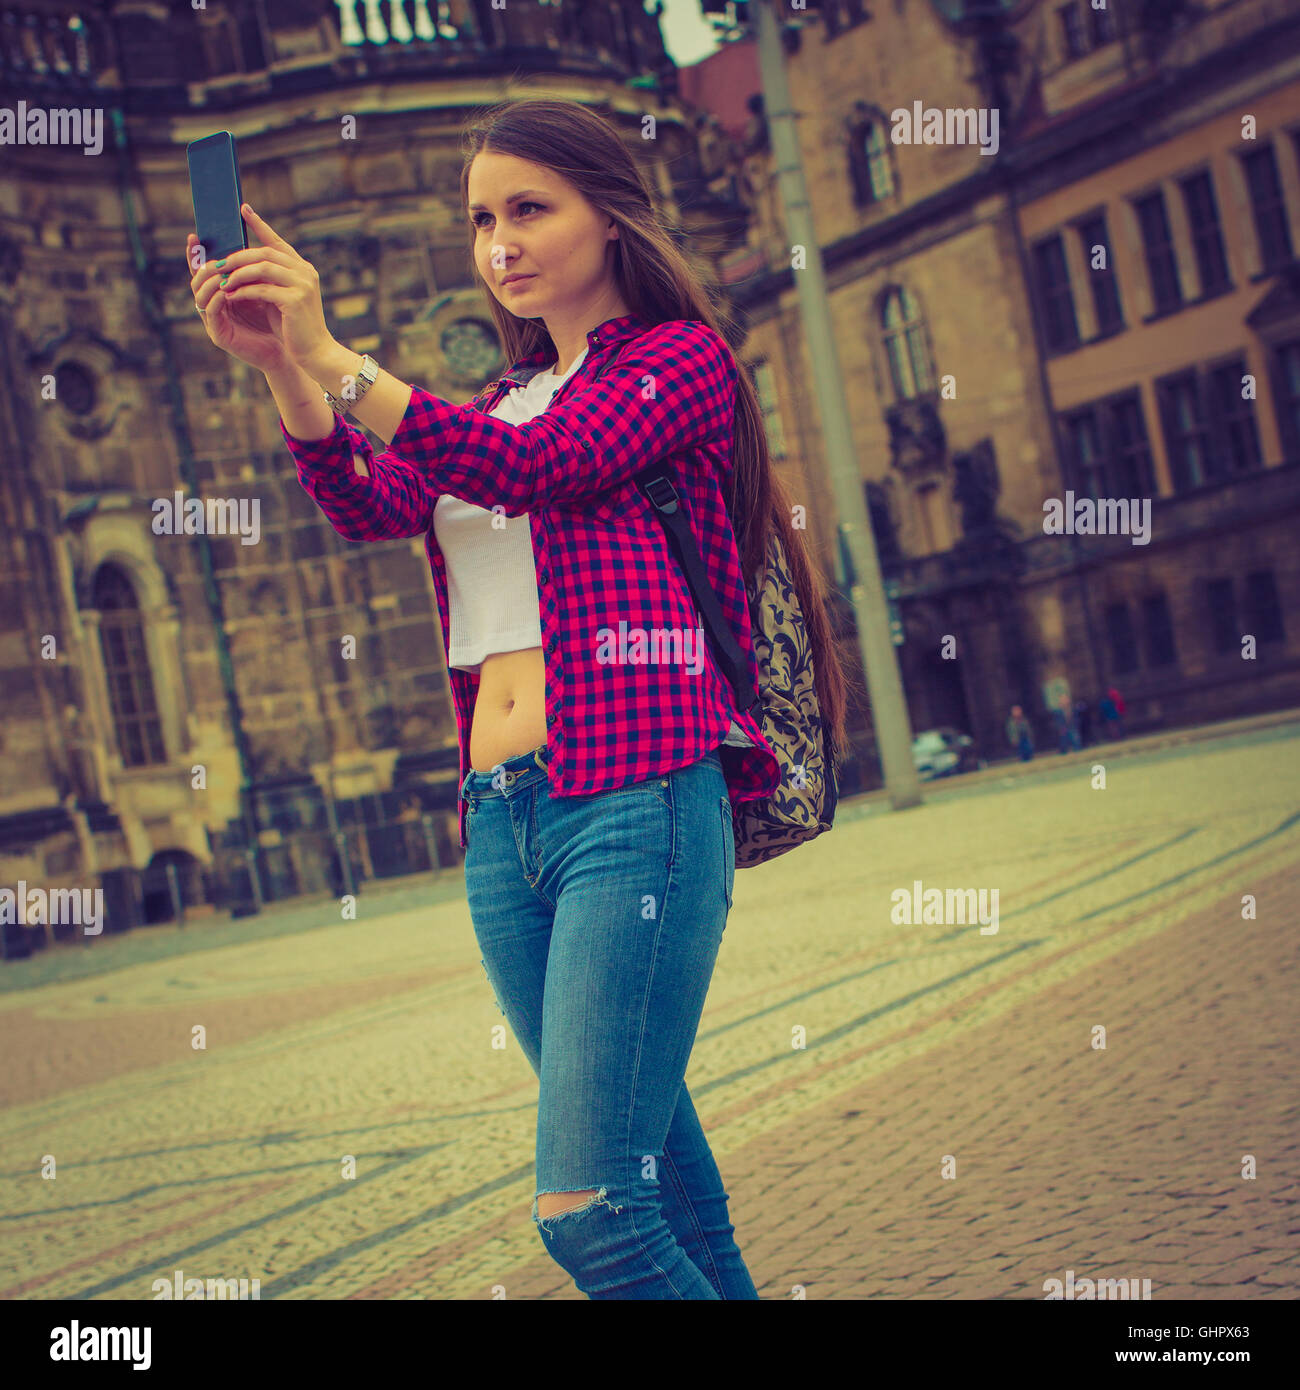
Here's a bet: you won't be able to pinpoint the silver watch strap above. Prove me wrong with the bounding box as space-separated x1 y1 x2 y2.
324 353 379 415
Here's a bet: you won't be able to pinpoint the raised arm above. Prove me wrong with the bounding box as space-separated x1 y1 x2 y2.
299 319 738 517
268 360 438 542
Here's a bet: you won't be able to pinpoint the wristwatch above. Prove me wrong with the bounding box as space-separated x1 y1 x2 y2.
323 353 379 415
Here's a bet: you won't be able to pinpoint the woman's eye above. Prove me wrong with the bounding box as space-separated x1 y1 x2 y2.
473 202 541 228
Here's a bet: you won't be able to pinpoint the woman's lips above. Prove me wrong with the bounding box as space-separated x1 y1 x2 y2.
503 276 535 289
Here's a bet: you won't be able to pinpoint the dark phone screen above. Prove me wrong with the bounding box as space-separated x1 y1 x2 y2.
188 133 246 263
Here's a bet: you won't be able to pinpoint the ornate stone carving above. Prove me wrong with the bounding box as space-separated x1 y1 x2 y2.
886 397 946 475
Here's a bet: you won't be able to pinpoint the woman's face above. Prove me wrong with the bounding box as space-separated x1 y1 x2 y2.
467 151 619 320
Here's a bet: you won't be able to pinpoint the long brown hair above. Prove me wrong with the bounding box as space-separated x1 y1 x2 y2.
458 97 857 757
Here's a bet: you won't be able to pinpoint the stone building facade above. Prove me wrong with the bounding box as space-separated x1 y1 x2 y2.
682 0 1300 757
0 0 723 937
4 0 1299 940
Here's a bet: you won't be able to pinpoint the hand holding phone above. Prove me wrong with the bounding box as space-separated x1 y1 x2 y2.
187 215 338 386
187 130 290 372
187 130 339 376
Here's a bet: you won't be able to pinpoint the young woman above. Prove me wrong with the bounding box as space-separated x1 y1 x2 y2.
188 97 851 1300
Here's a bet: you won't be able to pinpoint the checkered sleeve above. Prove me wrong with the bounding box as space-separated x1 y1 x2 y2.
280 412 439 541
384 319 739 514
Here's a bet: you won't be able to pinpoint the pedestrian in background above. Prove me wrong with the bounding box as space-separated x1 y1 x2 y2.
1057 694 1082 752
1050 701 1071 754
1098 691 1122 740
1006 704 1034 761
1107 685 1127 739
1074 697 1092 747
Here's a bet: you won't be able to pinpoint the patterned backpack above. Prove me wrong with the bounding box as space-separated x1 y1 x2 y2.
633 466 839 868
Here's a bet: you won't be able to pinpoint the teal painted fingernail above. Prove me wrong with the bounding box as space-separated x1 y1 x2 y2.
219 275 228 286
216 258 227 268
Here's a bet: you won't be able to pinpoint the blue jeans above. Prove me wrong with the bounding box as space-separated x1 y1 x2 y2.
458 742 756 1300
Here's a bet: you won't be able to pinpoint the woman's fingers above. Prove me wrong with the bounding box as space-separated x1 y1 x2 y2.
219 259 299 294
189 244 295 295
241 203 292 253
221 282 292 309
194 278 224 320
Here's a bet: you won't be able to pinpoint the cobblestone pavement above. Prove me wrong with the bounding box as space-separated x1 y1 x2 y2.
2 728 1296 1300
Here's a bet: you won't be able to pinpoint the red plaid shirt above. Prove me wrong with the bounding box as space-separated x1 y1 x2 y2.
281 312 780 851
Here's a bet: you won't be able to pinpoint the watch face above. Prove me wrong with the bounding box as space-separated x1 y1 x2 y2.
440 317 499 379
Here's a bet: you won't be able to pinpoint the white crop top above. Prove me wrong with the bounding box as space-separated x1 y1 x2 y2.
433 345 753 748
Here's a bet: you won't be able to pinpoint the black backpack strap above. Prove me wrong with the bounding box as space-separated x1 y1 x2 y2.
633 464 758 714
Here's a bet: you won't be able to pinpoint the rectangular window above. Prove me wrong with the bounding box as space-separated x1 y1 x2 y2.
1158 373 1213 491
1033 234 1080 351
1135 190 1184 314
1178 170 1232 296
1141 593 1178 666
1206 359 1262 474
1090 2 1117 46
1065 409 1105 501
1275 340 1300 459
1104 602 1139 674
1064 394 1155 500
907 327 934 394
1107 394 1156 497
1077 214 1124 334
866 122 894 201
1243 570 1285 644
1242 144 1295 273
1206 577 1237 653
100 618 167 766
1058 3 1087 60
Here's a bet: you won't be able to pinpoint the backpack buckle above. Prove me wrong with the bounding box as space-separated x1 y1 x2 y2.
642 475 679 513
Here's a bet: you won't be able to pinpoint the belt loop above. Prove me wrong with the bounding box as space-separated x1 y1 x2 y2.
533 744 547 769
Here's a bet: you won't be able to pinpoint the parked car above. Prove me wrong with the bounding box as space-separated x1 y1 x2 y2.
911 728 986 780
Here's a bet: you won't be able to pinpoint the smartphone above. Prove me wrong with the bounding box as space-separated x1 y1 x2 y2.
187 131 247 265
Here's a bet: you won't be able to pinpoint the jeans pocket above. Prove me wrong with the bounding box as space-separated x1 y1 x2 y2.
590 773 672 812
720 795 735 913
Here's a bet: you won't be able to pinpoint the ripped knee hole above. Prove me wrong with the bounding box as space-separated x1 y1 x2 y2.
535 1185 623 1229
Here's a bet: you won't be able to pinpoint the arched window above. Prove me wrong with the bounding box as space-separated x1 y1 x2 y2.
94 565 166 767
850 118 895 206
881 287 936 401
